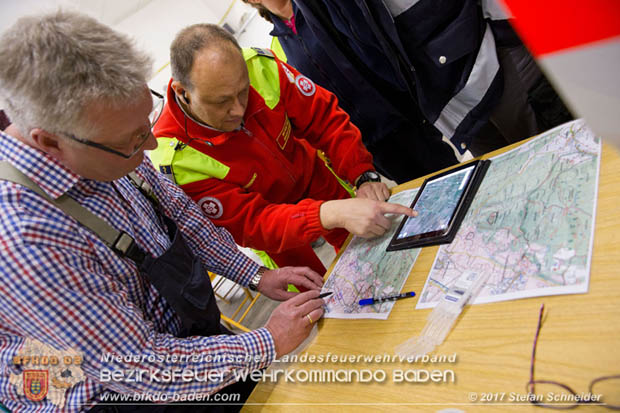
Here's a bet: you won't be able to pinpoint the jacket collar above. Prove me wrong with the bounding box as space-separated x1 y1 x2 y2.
268 1 301 37
0 131 80 199
162 78 264 147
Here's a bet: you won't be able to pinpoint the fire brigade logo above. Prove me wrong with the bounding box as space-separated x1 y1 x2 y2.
23 370 48 402
295 74 316 96
198 196 224 219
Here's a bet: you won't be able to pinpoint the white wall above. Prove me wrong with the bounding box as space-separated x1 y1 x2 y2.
0 0 154 31
0 0 274 94
112 0 221 93
237 10 273 49
116 0 274 92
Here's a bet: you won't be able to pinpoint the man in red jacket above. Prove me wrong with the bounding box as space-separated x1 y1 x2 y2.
151 24 415 275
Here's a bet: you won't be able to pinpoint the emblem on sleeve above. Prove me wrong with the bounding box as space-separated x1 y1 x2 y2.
198 196 224 219
295 74 316 96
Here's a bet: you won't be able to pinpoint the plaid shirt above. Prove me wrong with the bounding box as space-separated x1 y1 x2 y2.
0 132 275 412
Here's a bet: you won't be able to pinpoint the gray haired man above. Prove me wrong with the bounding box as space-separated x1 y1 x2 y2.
0 10 327 412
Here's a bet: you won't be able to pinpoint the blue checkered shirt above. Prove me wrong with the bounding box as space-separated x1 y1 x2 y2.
0 132 275 412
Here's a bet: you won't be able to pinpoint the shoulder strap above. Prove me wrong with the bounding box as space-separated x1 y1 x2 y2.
0 161 144 260
250 47 275 58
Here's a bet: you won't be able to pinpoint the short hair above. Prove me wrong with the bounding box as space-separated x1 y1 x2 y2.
0 10 153 138
170 24 241 90
241 1 273 22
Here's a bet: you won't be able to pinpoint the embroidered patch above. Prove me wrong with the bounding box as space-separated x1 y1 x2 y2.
198 196 224 219
281 62 296 83
295 74 316 96
251 47 274 58
276 116 292 150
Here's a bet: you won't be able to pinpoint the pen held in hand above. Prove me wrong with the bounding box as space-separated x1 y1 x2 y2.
359 291 416 306
318 291 333 299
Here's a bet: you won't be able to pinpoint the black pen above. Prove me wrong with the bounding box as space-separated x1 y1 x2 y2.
318 291 333 299
358 291 416 306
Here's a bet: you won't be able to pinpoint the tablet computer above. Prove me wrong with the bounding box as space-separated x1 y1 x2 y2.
386 159 491 251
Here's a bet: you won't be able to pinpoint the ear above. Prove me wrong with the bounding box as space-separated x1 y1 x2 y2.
171 81 190 104
30 128 67 160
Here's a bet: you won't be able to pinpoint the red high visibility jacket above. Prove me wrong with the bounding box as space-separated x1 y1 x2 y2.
151 48 374 271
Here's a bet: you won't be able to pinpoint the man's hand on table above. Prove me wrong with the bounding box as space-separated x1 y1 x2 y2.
258 266 324 301
265 289 326 358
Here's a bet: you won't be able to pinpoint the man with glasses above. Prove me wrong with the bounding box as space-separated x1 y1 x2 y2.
58 89 164 160
0 11 328 412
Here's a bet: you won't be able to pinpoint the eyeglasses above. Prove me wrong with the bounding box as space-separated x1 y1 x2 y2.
60 89 165 159
526 304 620 410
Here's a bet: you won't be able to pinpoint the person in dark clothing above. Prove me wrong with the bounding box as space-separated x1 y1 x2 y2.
243 0 459 183
244 0 572 173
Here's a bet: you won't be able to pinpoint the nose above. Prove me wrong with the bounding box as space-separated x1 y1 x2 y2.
229 97 246 118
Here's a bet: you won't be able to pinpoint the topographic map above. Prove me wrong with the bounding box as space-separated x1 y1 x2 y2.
418 120 601 309
323 189 421 319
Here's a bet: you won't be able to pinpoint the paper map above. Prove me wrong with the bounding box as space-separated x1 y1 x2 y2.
418 120 601 308
322 189 420 319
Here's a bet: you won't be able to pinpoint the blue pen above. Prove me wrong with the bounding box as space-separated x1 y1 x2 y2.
359 291 416 306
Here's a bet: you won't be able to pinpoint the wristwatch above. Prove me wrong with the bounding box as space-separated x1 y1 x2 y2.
356 170 381 188
249 266 267 291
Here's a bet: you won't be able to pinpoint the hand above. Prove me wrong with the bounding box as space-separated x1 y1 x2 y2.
320 198 417 238
257 266 324 301
265 290 326 357
356 181 390 201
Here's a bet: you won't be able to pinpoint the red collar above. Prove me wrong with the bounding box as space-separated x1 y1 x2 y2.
163 78 264 147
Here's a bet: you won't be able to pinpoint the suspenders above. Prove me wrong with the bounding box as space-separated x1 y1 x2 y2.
0 161 146 262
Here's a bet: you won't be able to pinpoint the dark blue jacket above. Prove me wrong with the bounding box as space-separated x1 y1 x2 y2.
269 2 435 148
290 0 515 154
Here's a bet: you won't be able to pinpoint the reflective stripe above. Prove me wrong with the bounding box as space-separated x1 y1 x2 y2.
383 0 422 17
481 0 512 20
252 249 278 270
243 48 281 110
433 24 499 139
317 150 356 198
149 138 230 186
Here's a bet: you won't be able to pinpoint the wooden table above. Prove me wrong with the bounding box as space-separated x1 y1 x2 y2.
245 139 620 412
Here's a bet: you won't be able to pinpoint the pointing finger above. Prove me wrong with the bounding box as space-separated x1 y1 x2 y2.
378 202 417 217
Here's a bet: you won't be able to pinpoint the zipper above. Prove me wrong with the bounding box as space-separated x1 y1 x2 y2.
243 84 297 185
240 125 253 137
253 131 297 185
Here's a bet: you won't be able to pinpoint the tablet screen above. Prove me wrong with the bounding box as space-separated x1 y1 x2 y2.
396 165 475 239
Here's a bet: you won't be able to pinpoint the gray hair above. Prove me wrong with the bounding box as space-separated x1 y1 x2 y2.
0 10 153 138
170 24 241 90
